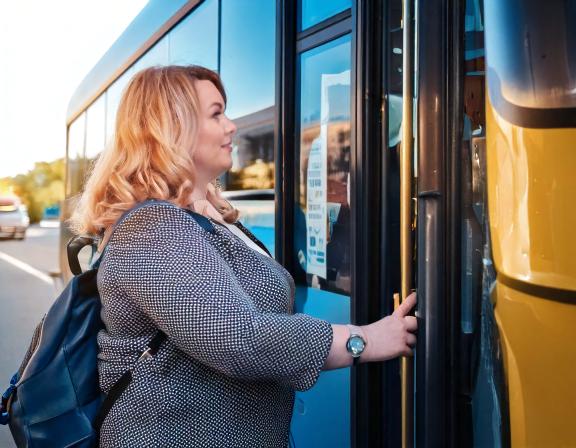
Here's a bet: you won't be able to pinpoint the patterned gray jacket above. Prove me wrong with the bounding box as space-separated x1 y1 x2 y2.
96 201 333 447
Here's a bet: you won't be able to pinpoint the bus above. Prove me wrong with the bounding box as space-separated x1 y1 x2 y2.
61 0 576 446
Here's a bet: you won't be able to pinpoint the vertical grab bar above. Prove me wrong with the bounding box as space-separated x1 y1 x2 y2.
401 0 414 446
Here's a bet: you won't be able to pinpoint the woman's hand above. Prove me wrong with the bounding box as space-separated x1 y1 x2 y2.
323 292 418 370
361 292 418 362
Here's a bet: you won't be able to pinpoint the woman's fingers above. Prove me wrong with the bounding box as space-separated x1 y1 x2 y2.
394 292 417 317
404 316 418 332
369 294 419 361
402 346 414 357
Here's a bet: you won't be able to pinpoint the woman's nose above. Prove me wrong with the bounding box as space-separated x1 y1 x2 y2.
225 116 237 135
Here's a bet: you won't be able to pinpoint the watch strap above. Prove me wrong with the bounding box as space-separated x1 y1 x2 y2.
347 324 363 336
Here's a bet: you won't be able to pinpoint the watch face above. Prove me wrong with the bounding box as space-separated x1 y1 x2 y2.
346 335 366 357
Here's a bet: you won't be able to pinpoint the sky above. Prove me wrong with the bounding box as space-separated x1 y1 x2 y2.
0 0 148 178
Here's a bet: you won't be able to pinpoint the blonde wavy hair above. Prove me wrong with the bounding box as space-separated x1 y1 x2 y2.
68 65 239 239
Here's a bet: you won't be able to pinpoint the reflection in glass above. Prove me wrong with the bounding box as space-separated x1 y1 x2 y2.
223 192 275 255
221 0 276 191
485 0 576 109
300 0 351 30
85 94 106 161
66 113 86 197
464 0 485 136
463 1 507 446
227 107 275 190
133 35 169 72
169 0 218 69
105 68 135 145
221 0 275 120
387 1 404 148
296 35 351 295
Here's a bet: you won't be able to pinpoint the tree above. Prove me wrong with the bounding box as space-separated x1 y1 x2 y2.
10 158 65 223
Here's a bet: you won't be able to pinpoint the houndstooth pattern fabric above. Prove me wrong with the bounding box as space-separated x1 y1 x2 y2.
96 202 333 447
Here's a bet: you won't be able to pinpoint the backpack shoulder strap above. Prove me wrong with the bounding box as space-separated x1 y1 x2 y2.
91 199 219 270
89 200 170 431
92 330 166 433
91 199 174 270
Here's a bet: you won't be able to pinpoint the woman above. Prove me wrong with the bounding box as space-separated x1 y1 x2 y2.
70 66 417 447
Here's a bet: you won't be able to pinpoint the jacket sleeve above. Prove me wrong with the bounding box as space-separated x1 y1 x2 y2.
107 203 333 391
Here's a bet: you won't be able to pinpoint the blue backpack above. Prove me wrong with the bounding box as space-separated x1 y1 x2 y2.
0 201 166 447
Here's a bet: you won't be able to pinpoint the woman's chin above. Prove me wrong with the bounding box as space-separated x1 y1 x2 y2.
214 163 232 179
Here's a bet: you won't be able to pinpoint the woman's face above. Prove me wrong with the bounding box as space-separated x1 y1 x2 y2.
192 79 237 183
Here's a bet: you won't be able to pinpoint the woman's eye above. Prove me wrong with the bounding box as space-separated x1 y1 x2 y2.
212 112 222 119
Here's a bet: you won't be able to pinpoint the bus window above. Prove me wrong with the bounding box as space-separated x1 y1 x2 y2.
85 93 106 162
461 1 509 446
220 0 276 191
169 0 218 70
387 0 403 148
295 34 351 295
133 35 169 72
299 0 351 31
66 113 86 197
105 68 135 144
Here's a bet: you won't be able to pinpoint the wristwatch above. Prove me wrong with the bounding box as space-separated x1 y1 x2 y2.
346 324 367 366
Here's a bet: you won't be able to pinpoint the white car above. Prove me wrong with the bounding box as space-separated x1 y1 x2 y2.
0 196 30 240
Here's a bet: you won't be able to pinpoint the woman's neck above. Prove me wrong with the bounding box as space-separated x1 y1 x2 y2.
187 183 225 224
188 183 208 203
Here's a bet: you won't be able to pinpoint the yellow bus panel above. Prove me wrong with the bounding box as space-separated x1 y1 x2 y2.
493 281 576 447
487 99 576 446
487 101 576 292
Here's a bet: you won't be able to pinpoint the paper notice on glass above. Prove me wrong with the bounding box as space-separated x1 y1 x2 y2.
306 135 327 278
305 71 349 278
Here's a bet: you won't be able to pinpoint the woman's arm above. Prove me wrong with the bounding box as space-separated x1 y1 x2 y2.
109 203 333 391
323 292 417 370
109 202 416 388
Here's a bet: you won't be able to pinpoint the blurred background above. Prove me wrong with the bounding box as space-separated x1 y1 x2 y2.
0 2 147 445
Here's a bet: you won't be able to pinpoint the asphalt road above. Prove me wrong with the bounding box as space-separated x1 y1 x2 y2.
0 225 61 447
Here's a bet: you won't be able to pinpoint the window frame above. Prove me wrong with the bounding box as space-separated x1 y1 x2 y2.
276 0 393 445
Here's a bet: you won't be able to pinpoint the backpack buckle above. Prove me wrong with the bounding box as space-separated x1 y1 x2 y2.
0 373 18 425
0 409 8 425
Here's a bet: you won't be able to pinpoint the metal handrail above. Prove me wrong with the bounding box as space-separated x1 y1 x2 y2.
401 0 415 446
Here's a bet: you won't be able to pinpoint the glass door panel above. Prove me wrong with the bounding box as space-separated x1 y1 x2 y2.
290 33 352 448
295 35 352 295
299 0 351 30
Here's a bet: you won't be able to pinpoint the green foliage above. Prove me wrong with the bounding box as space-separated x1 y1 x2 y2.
3 159 65 223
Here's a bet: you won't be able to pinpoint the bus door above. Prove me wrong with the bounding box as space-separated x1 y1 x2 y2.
277 3 352 446
411 0 576 446
411 0 511 446
277 1 402 446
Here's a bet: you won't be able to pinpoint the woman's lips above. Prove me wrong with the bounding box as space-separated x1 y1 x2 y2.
221 144 232 152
